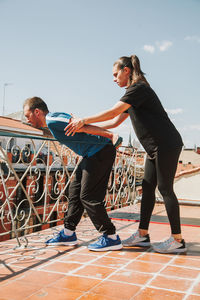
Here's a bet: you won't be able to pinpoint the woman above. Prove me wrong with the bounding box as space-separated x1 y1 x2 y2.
65 55 186 254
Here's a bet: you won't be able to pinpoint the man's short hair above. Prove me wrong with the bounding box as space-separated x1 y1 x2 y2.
23 97 49 114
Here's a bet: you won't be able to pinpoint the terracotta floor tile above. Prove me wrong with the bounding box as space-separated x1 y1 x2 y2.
173 257 200 269
15 270 65 287
134 287 185 299
92 280 140 299
0 281 40 300
77 247 105 256
26 286 83 300
106 248 144 260
58 253 96 263
0 244 15 252
127 260 164 273
138 252 173 264
17 248 63 260
92 256 129 268
45 245 78 252
74 265 116 279
150 275 192 292
49 275 100 291
187 295 200 300
108 269 153 285
40 261 83 273
80 292 116 300
161 265 200 279
8 257 42 268
0 254 21 263
0 265 23 279
192 282 200 295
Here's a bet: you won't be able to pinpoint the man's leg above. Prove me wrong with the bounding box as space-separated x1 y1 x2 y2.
46 162 84 246
79 144 122 251
64 164 84 231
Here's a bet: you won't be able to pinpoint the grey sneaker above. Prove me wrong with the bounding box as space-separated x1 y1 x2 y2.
122 230 151 247
152 236 187 254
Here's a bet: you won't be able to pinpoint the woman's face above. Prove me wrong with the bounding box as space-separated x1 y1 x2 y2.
112 64 130 87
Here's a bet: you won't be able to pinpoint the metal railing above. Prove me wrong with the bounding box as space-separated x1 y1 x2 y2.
0 130 145 247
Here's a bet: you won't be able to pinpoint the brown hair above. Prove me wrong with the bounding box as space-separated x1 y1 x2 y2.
23 97 49 114
113 55 150 87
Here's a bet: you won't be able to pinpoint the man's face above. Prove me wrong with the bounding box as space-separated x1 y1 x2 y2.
23 104 41 128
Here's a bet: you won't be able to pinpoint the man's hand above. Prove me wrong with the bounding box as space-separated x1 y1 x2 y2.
64 117 85 136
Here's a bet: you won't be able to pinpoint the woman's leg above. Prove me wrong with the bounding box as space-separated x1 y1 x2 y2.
156 147 182 237
139 157 157 232
122 156 157 246
152 147 187 253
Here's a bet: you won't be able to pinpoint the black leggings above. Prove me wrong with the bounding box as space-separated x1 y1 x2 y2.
139 147 182 234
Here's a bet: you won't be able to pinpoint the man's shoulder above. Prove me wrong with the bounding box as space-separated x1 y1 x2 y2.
46 112 72 122
47 112 71 118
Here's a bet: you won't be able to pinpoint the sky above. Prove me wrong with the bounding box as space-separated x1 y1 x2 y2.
0 0 200 147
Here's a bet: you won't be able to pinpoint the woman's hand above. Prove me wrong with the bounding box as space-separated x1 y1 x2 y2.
64 117 85 136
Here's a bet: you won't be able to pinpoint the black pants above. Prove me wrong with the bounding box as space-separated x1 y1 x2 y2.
139 147 182 234
64 144 116 235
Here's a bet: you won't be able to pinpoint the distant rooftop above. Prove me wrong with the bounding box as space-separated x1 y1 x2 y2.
179 148 200 165
6 111 25 122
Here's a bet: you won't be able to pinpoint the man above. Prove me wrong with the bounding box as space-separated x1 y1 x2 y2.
23 96 123 251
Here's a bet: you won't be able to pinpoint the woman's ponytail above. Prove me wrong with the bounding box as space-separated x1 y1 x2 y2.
130 55 150 86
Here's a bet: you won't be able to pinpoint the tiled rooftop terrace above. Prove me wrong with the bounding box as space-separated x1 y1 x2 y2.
0 203 200 300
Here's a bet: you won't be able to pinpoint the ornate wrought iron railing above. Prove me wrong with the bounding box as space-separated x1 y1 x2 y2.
0 130 145 247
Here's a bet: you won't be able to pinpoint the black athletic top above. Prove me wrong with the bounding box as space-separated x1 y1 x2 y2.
120 81 183 158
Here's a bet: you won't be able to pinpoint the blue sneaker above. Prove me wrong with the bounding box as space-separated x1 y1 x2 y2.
88 234 123 251
46 230 78 246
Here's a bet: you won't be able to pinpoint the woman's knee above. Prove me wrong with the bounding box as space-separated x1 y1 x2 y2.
142 179 156 193
158 184 174 198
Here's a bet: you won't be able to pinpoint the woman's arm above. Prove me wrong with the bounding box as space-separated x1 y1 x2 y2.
65 101 130 136
97 113 129 130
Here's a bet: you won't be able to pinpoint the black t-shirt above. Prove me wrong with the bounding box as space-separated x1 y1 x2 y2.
120 81 183 158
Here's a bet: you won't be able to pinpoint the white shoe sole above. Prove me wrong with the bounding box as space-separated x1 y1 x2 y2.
46 241 78 246
88 244 123 252
123 241 151 247
153 247 187 254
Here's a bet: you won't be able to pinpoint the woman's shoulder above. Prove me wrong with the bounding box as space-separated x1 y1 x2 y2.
125 81 151 95
130 80 150 89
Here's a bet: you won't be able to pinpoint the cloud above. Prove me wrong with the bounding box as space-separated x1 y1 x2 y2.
156 40 173 52
143 45 155 54
165 108 183 115
143 40 173 54
184 35 200 43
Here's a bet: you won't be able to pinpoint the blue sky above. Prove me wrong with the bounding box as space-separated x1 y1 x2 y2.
0 0 200 147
